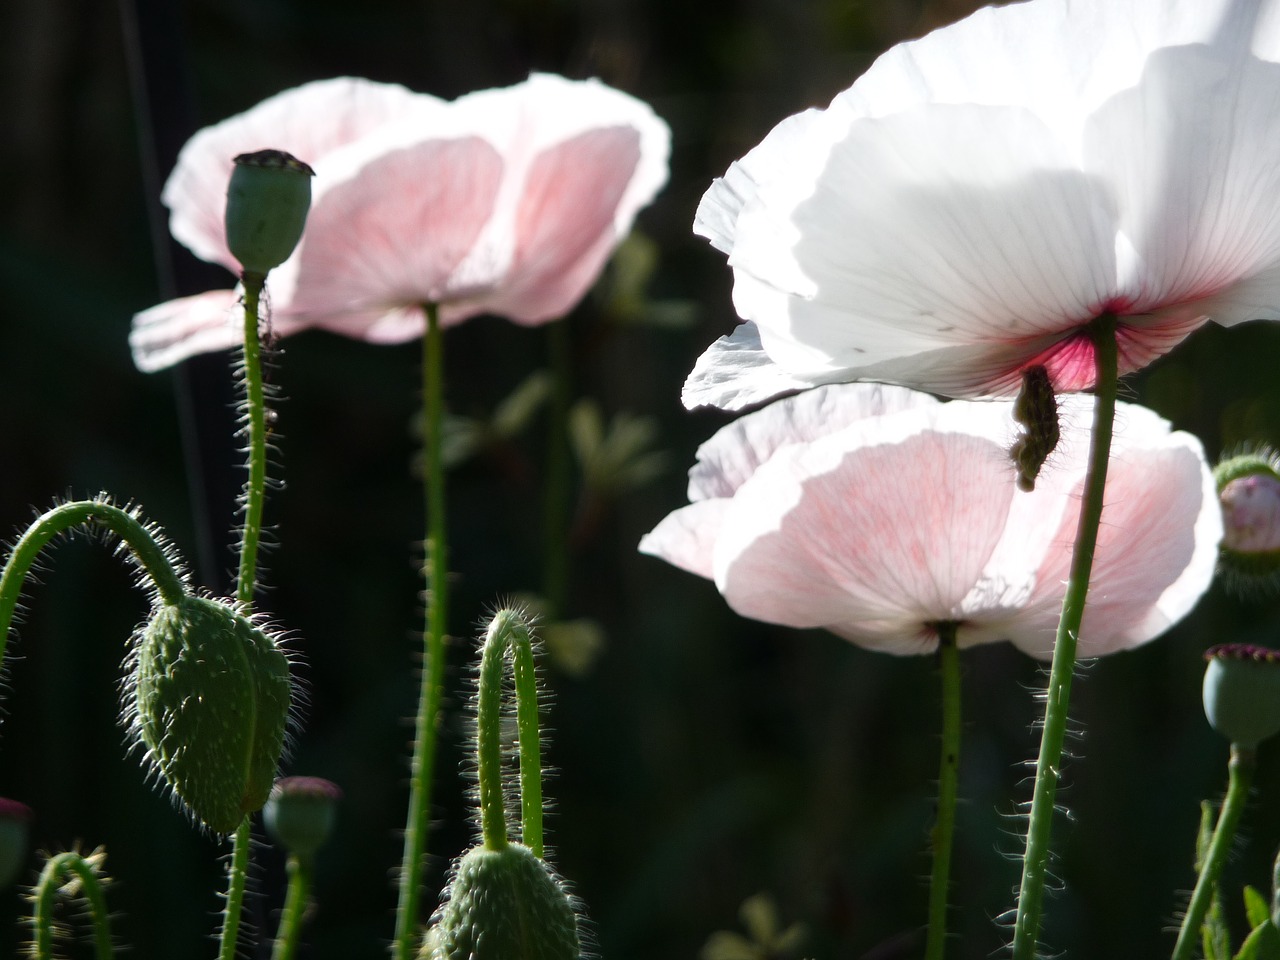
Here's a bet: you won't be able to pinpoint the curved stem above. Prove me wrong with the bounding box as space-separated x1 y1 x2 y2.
1011 315 1118 960
270 854 312 960
30 850 115 960
542 318 572 620
474 609 544 854
394 303 448 960
217 818 253 960
0 498 187 668
1171 745 1257 960
925 624 962 960
235 272 268 607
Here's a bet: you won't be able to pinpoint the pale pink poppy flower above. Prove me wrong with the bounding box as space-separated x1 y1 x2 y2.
685 0 1280 409
640 384 1222 657
131 73 670 372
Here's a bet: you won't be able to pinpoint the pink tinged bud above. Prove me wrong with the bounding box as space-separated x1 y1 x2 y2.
0 799 32 889
1203 644 1280 748
264 776 342 860
1221 473 1280 553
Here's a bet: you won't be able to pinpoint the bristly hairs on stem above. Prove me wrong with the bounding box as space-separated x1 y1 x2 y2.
26 845 115 960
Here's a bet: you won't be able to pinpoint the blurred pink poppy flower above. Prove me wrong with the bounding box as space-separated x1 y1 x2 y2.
131 73 670 372
686 0 1280 409
640 384 1221 657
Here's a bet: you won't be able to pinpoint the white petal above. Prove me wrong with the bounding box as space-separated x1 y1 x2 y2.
681 322 843 411
637 500 728 580
130 290 243 372
687 382 938 500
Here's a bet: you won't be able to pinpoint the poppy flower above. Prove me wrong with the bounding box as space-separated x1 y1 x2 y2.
685 0 1280 409
640 383 1221 657
131 73 670 372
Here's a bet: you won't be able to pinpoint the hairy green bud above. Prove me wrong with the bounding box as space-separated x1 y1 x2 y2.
225 149 314 279
127 595 292 834
426 843 580 960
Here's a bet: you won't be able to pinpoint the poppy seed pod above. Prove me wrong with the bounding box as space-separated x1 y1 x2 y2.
264 776 342 861
1203 644 1280 749
225 149 314 279
127 595 292 834
427 842 580 960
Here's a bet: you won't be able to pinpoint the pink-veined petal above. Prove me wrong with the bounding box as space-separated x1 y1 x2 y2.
637 499 729 580
164 78 445 273
687 381 937 500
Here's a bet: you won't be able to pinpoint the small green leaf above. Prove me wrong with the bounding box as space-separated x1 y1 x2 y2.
1234 917 1280 960
1248 886 1272 928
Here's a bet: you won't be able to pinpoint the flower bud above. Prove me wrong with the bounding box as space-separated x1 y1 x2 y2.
264 776 341 860
128 595 292 834
0 799 32 889
1214 452 1280 593
427 842 581 960
225 149 314 279
1203 644 1280 748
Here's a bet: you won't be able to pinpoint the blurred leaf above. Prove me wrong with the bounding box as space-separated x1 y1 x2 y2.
541 618 606 678
701 931 761 960
595 230 699 329
1248 887 1272 929
1235 917 1280 960
491 370 553 438
569 399 668 496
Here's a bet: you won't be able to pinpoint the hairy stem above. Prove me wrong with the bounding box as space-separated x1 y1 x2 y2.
925 623 961 960
0 498 187 668
235 272 269 607
270 854 312 960
394 302 448 960
1171 745 1257 960
30 850 114 960
217 818 252 960
1011 314 1118 960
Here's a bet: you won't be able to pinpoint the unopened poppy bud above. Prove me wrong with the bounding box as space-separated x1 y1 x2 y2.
264 776 341 860
1203 644 1280 748
225 149 314 279
427 842 581 960
127 595 292 834
1214 452 1280 593
0 799 32 889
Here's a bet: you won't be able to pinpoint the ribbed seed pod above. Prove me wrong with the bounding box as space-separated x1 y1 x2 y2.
128 595 292 834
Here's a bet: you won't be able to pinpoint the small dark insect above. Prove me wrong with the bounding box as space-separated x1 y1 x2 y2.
1010 364 1059 492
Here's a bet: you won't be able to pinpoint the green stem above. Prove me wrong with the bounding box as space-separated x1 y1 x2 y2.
394 303 448 960
1171 745 1257 960
474 609 545 855
30 850 115 960
235 272 269 608
542 318 572 619
217 818 252 960
271 854 312 960
219 273 272 960
925 623 962 960
1011 314 1118 960
0 498 187 668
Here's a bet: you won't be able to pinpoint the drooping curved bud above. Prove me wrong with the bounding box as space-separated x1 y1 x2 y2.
126 594 292 834
264 776 342 861
1203 644 1280 749
426 842 581 960
225 149 314 279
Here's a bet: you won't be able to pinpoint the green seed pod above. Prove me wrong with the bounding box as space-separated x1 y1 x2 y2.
1203 644 1280 749
0 799 32 889
427 842 581 960
225 149 314 279
264 776 342 861
127 595 292 834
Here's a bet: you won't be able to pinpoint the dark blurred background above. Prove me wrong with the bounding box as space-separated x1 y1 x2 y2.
3 1 1280 958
